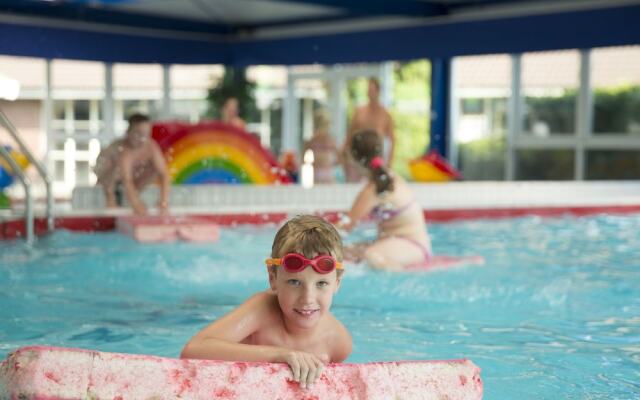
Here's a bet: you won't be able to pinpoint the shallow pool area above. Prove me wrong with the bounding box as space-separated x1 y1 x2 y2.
1 214 639 399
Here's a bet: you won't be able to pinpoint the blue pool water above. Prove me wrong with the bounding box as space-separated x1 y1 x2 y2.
1 214 640 399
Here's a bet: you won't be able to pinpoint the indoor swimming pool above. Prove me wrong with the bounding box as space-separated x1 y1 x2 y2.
1 214 639 399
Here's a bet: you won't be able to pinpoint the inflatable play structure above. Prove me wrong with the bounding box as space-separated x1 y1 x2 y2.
409 151 462 182
0 346 483 399
0 147 30 208
152 122 290 185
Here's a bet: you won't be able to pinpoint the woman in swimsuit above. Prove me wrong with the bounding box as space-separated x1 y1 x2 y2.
338 129 432 270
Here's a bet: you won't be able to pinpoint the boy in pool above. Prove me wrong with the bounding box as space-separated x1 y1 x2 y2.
94 113 170 216
181 215 352 388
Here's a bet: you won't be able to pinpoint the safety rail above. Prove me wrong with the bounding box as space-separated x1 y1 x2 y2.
0 108 54 235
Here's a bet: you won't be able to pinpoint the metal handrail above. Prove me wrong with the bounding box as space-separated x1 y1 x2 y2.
0 146 34 244
0 108 54 231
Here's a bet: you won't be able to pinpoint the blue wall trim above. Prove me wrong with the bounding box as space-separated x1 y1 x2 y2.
0 3 639 64
0 23 230 64
234 4 640 66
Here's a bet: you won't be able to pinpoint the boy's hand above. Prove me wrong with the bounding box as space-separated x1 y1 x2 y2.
283 350 328 389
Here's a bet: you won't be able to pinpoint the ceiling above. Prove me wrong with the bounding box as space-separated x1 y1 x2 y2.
1 0 639 65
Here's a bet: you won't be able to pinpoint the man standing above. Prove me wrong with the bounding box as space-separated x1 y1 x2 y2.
342 78 395 182
95 113 170 216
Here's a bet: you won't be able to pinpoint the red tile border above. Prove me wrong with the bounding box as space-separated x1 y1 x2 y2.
1 205 639 240
423 204 640 222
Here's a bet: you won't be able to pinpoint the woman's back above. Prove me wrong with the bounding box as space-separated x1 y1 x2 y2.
375 176 430 245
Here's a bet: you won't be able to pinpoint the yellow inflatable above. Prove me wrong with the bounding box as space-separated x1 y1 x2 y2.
409 151 461 182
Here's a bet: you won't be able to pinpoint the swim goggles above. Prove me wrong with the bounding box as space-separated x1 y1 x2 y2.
265 253 343 274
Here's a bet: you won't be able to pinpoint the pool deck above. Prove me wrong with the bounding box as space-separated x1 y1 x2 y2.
1 181 640 240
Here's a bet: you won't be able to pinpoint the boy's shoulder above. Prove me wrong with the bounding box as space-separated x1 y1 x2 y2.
243 291 280 315
237 291 283 330
328 313 351 338
325 312 353 362
246 290 276 303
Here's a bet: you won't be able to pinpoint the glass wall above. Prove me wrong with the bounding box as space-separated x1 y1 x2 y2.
51 59 104 189
170 64 222 123
389 60 430 178
515 149 575 180
591 46 640 135
521 50 579 136
587 46 640 180
3 44 640 202
113 63 163 136
0 56 45 153
452 54 510 180
452 45 640 181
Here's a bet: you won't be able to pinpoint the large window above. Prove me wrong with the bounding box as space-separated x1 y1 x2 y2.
587 150 640 180
452 46 640 181
113 63 163 136
591 46 640 135
521 50 579 136
0 56 45 182
515 149 575 180
50 59 104 190
390 60 431 178
452 54 510 180
170 64 222 122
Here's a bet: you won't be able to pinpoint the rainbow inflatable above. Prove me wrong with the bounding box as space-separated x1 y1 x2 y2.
409 151 462 182
152 122 290 184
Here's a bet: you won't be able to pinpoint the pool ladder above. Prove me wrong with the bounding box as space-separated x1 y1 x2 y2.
0 108 54 244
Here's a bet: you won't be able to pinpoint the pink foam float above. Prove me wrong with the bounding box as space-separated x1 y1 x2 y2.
117 216 220 243
0 346 483 399
410 255 485 271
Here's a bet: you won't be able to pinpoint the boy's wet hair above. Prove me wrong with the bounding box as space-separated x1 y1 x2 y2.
127 113 150 128
350 129 394 194
271 215 343 275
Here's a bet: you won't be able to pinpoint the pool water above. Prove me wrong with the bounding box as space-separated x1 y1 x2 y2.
1 214 640 399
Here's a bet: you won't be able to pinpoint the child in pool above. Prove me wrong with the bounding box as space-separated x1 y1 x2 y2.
339 129 432 270
181 215 352 388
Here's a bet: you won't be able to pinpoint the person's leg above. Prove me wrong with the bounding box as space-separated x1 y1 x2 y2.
114 183 124 207
364 236 429 271
102 180 118 208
